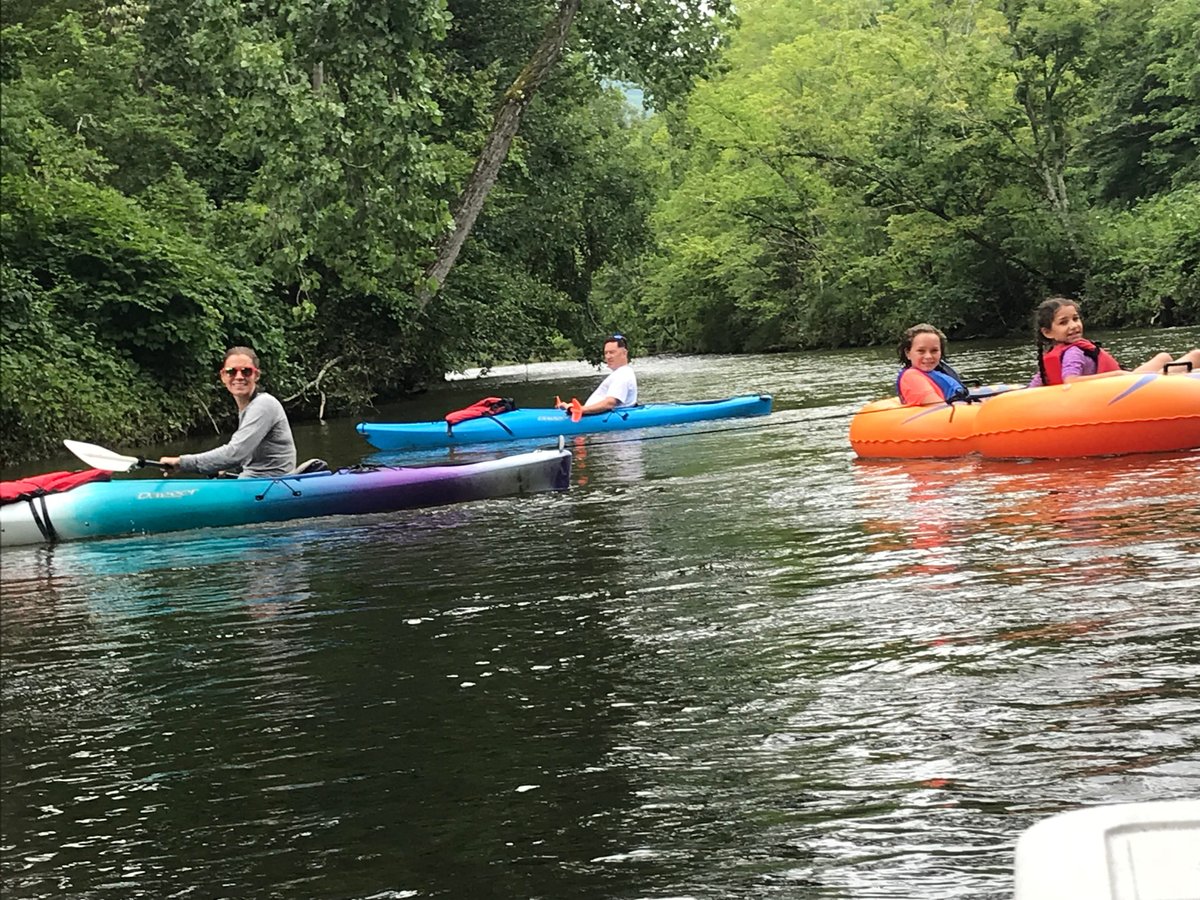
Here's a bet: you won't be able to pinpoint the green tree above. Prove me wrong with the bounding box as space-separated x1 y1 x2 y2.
1 0 728 462
612 0 1199 351
417 0 736 315
1082 0 1200 202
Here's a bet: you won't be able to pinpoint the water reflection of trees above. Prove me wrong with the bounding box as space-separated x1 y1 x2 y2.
0 530 335 896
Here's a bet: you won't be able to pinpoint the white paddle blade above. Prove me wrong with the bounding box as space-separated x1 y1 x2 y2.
63 439 141 472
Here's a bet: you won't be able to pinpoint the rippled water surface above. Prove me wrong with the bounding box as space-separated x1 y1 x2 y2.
3 335 1199 899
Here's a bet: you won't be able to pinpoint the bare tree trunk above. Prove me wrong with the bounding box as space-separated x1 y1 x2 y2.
1029 109 1082 261
416 0 583 311
1004 8 1082 261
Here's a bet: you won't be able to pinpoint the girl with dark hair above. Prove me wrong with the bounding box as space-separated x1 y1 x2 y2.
1028 297 1200 387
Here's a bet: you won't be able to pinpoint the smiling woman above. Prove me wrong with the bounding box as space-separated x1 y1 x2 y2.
158 346 297 478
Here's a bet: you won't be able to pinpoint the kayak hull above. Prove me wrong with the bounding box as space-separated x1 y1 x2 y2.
850 373 1200 460
357 394 773 451
1014 800 1200 900
0 448 571 546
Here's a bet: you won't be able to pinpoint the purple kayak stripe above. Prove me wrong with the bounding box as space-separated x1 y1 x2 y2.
1106 374 1155 406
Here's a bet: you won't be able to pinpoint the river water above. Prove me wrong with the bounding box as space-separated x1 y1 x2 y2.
3 331 1199 899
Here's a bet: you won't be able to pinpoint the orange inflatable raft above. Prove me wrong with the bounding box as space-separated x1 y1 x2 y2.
849 372 1200 460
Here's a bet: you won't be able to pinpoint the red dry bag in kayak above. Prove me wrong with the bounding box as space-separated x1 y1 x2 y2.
444 397 517 435
0 469 111 505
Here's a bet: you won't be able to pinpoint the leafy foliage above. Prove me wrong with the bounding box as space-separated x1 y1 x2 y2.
600 0 1200 352
2 0 1196 464
2 0 723 464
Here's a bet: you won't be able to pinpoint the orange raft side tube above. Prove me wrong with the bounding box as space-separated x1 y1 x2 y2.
849 372 1200 460
973 371 1200 460
848 399 981 459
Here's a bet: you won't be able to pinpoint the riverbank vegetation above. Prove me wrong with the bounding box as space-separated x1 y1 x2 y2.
596 0 1200 354
2 0 1196 463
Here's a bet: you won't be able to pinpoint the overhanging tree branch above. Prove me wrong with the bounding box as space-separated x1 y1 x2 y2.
284 356 343 421
416 0 583 312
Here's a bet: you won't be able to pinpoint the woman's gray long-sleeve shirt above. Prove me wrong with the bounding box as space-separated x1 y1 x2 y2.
177 392 297 478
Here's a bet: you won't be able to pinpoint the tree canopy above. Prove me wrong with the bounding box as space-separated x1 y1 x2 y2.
595 0 1200 352
0 0 729 462
2 0 1196 463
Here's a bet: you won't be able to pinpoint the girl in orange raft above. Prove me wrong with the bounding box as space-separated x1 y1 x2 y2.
895 323 970 406
1029 296 1200 386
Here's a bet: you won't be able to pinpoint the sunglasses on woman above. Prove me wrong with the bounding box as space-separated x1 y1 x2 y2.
221 366 258 378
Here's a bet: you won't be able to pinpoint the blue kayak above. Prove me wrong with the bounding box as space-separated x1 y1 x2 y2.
357 393 774 451
0 449 571 546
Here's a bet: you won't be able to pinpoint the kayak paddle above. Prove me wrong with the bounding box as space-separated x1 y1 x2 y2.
64 439 169 473
554 396 584 422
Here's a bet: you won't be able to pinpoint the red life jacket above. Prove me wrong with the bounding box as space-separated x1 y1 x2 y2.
0 468 110 505
1040 339 1121 385
444 397 517 433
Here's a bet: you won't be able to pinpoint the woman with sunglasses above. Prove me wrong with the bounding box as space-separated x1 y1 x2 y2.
159 346 297 478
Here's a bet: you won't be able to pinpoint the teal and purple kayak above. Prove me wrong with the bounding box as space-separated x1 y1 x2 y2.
0 448 571 546
358 393 774 451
